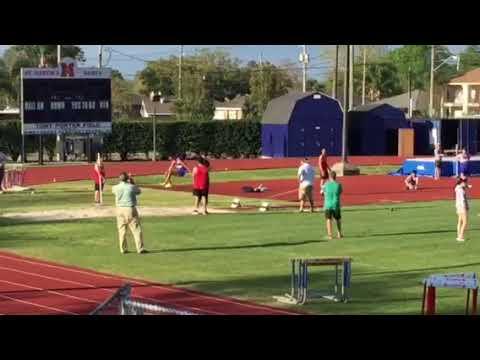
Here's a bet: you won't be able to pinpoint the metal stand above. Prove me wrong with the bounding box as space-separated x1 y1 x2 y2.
275 257 352 305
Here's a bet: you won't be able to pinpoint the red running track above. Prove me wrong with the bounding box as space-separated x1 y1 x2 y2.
21 157 405 186
166 175 480 206
0 251 299 315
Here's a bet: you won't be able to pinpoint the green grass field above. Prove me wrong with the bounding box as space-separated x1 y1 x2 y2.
1 166 477 315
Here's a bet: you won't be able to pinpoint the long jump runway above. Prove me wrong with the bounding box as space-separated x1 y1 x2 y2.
167 175 480 206
0 251 299 315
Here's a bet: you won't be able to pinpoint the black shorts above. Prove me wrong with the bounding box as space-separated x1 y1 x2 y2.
0 167 4 186
193 188 208 198
94 183 104 191
435 160 442 168
325 208 341 220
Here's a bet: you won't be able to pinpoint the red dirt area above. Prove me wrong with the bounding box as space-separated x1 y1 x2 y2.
0 251 300 315
167 175 480 206
21 156 405 186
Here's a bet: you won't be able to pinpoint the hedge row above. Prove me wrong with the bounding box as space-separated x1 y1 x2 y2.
0 120 261 161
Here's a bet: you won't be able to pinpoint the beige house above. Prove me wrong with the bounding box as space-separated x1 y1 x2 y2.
213 95 246 120
442 68 480 118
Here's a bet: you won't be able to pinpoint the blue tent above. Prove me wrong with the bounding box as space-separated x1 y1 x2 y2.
348 103 431 155
261 92 343 157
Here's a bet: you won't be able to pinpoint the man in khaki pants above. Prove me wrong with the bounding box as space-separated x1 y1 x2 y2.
112 172 147 254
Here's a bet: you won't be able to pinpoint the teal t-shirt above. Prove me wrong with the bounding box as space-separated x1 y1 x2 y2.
323 181 342 210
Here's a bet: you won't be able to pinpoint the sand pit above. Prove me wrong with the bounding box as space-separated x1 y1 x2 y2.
1 206 233 222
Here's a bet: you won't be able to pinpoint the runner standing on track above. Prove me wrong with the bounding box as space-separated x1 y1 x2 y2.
192 156 210 215
161 154 190 188
297 158 315 213
93 158 106 204
318 149 331 194
455 176 471 242
434 143 443 180
323 171 343 240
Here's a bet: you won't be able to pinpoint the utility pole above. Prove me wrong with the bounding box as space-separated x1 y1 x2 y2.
362 47 366 105
57 45 61 65
178 45 183 99
408 66 413 119
56 45 66 162
98 45 103 68
299 45 309 92
342 45 351 163
429 45 435 118
332 45 339 98
349 45 354 110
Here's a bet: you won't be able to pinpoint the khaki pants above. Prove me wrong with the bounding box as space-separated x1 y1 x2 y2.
116 207 144 253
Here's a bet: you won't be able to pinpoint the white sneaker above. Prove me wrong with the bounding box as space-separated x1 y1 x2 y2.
456 237 465 242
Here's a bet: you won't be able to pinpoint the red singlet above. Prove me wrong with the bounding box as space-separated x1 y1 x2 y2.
193 164 209 190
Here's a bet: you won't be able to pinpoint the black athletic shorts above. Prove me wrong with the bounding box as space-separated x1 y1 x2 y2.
325 208 341 220
435 160 442 168
0 167 4 187
94 183 104 191
193 188 208 198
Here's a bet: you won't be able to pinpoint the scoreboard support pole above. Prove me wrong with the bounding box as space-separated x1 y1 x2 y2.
38 135 44 165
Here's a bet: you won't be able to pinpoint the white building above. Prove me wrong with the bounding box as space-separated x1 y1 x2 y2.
213 95 246 120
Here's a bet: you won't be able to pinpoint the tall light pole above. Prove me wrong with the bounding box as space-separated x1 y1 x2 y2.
332 45 339 98
150 91 161 161
429 45 435 118
178 45 183 99
299 45 309 92
57 45 61 65
98 45 103 68
342 45 351 163
349 45 354 109
362 47 367 105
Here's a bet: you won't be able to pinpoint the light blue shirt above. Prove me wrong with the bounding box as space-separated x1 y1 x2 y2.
112 181 141 207
298 163 315 187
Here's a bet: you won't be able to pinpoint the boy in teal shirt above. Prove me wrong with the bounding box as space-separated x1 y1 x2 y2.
323 171 343 239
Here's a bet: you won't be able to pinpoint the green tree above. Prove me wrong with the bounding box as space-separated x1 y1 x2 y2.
458 45 480 73
353 61 403 101
306 79 326 92
245 62 295 119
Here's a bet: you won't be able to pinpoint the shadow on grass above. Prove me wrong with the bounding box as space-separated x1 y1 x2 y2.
150 239 327 253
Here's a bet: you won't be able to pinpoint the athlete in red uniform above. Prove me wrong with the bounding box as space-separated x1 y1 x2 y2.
93 159 106 204
318 148 331 194
192 156 210 215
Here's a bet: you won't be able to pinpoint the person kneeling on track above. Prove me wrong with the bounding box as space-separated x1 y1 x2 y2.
404 170 419 190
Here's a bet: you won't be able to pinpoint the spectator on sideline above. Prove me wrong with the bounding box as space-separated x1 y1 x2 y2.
404 170 419 190
455 176 471 242
192 156 210 215
112 172 147 254
161 154 190 188
318 148 331 194
457 148 470 178
297 158 315 213
323 171 343 240
93 158 106 204
434 143 443 180
0 150 7 193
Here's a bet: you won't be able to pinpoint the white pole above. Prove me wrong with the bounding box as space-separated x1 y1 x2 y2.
301 45 308 93
57 45 61 65
362 47 366 105
97 152 103 204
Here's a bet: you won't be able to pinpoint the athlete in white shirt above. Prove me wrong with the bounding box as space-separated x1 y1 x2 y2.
455 176 470 242
297 158 315 213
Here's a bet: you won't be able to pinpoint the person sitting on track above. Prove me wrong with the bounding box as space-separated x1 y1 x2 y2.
161 154 190 188
242 184 268 193
318 148 331 194
404 170 419 190
455 175 471 242
93 158 106 204
457 148 470 178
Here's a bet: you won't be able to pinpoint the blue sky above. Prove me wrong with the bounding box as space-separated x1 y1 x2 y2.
0 45 467 81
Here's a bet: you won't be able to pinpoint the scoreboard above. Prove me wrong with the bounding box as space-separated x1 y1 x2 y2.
21 59 112 135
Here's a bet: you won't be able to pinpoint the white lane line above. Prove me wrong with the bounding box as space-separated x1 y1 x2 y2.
0 293 78 315
0 264 222 315
0 253 297 315
0 278 100 305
